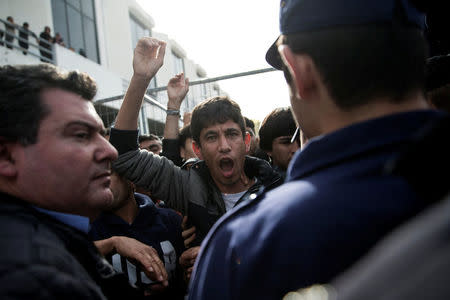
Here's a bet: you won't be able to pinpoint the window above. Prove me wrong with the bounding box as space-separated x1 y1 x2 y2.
172 51 184 75
51 0 99 63
129 15 156 92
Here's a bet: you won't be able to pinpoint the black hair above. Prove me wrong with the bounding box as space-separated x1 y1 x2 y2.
259 107 297 151
0 64 97 145
138 134 161 143
179 124 192 150
191 96 245 145
244 117 255 132
279 24 427 110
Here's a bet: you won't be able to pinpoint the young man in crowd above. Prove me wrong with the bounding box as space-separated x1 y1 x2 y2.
258 107 300 179
188 0 445 299
90 171 185 299
139 134 162 155
0 64 156 299
109 38 281 277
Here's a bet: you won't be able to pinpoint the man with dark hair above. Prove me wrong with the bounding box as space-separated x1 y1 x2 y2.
258 107 299 178
243 117 258 157
19 22 38 55
178 124 198 169
0 64 149 299
4 16 15 49
139 133 162 155
109 38 281 277
39 26 53 62
90 171 185 298
188 1 446 299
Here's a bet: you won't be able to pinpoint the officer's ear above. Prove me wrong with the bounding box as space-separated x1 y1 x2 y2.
192 141 203 160
278 45 318 101
0 138 19 178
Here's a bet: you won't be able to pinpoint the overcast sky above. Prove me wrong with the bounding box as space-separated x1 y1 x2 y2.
136 0 290 122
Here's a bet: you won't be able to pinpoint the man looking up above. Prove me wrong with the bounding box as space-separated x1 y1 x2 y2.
188 1 445 299
109 38 281 266
0 64 152 299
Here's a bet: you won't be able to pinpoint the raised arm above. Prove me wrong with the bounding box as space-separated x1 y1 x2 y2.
115 37 166 130
164 73 189 139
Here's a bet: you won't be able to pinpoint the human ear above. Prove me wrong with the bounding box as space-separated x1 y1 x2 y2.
0 139 18 178
278 45 316 100
192 141 203 160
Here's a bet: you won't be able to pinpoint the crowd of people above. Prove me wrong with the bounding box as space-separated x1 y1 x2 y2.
1 16 86 62
0 0 449 299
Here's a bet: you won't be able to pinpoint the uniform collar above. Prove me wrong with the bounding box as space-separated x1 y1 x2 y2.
287 110 441 181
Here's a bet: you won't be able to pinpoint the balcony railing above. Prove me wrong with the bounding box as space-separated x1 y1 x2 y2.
0 18 54 64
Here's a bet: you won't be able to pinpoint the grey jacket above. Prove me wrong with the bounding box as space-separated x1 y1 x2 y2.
110 128 282 245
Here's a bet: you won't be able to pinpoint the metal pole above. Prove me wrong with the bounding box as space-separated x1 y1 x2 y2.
95 67 277 104
147 67 276 93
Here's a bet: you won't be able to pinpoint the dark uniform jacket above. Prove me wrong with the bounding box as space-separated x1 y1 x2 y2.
188 111 445 300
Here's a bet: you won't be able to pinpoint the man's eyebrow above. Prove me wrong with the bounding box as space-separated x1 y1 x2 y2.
204 130 218 136
225 128 240 133
66 121 104 132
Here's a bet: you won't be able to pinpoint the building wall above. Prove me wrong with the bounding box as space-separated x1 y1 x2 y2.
0 0 53 37
100 0 134 79
1 0 225 135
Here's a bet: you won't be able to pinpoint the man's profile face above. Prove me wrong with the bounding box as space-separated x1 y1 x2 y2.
269 136 299 171
195 120 248 192
181 137 197 160
15 88 118 219
140 139 162 155
109 172 133 211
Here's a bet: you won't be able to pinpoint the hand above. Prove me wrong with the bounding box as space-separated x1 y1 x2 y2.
167 73 189 109
181 216 196 248
179 246 200 280
113 236 168 286
133 37 166 80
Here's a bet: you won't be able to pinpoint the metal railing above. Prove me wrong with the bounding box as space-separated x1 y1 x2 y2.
95 67 276 136
0 18 54 64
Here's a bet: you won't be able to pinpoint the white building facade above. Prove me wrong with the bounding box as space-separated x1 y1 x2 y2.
0 0 224 135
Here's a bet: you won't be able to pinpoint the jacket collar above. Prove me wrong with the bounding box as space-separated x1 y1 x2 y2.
287 110 441 181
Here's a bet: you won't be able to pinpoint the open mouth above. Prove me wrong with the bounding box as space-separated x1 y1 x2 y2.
219 158 234 178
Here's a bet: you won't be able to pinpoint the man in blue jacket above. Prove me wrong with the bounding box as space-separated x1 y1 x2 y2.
90 171 185 299
188 0 446 299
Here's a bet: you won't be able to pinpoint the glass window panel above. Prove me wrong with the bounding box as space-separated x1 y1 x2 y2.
81 0 94 18
67 5 84 53
83 17 98 62
67 0 81 10
129 17 139 48
172 52 184 74
51 0 69 45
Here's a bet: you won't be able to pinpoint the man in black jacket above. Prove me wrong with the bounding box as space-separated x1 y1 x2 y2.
0 64 164 299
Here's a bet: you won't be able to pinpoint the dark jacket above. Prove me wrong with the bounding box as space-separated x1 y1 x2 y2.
0 192 140 300
89 193 185 298
110 128 282 245
188 111 445 300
